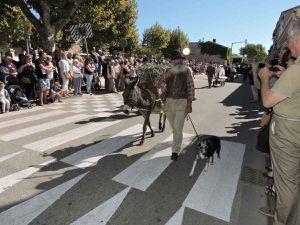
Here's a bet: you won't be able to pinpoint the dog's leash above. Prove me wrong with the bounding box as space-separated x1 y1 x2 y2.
186 114 199 138
186 114 201 177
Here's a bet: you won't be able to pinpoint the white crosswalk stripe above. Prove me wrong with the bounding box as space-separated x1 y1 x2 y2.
0 107 45 119
0 159 56 194
0 114 91 141
61 124 142 168
70 187 131 225
165 140 245 223
23 112 120 152
0 97 246 224
0 173 88 225
113 133 195 191
0 151 24 163
0 110 66 128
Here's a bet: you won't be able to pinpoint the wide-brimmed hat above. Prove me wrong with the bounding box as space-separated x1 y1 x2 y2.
170 50 184 60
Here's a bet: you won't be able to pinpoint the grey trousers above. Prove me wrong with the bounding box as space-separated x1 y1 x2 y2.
164 98 187 154
270 116 300 225
73 77 82 95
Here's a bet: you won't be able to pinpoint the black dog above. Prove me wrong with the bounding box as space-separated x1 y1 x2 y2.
189 136 221 176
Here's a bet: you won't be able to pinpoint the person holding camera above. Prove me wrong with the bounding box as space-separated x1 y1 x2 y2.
259 20 300 225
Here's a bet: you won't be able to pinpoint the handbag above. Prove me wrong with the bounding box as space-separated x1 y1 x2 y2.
256 123 270 153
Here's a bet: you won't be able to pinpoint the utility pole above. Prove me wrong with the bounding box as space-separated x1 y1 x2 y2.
230 39 247 65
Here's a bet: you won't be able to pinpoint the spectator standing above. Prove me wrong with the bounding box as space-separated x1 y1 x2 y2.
45 55 56 86
35 50 50 105
72 59 83 95
114 60 121 91
18 54 37 101
84 58 96 95
107 59 117 93
58 52 71 97
259 20 300 225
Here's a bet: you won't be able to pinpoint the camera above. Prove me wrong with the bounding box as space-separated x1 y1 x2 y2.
269 66 281 72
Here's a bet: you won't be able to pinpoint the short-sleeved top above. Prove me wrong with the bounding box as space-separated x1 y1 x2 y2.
271 57 300 119
35 58 47 79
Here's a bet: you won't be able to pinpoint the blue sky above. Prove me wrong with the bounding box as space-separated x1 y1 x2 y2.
136 0 300 53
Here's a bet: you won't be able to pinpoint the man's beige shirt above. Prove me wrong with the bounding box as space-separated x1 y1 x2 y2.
272 57 300 119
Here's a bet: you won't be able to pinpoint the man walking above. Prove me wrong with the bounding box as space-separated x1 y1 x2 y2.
259 19 300 225
156 50 195 161
206 62 215 88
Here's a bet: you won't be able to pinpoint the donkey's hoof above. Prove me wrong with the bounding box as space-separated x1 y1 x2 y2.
151 133 155 137
139 141 144 146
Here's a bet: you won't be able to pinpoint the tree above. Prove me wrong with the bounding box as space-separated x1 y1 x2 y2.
240 44 267 62
163 27 189 58
142 23 170 54
67 0 139 52
8 0 85 52
0 4 26 49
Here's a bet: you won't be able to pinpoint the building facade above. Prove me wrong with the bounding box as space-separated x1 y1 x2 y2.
268 5 300 60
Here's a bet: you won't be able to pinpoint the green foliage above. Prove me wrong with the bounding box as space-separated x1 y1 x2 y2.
142 23 170 53
0 0 139 53
0 4 28 49
137 63 171 93
133 45 160 58
67 0 139 52
163 28 189 58
137 63 169 87
240 44 267 63
200 41 229 59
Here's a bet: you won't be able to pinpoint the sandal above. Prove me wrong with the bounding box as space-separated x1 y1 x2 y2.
265 185 276 196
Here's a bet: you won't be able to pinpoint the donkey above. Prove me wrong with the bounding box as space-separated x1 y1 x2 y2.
122 77 167 145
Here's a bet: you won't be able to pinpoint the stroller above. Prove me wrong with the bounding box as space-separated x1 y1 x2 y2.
7 85 31 111
212 74 227 87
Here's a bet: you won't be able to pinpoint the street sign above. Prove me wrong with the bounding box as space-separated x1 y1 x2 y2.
70 23 93 41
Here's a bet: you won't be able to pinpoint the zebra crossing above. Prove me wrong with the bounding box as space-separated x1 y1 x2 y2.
0 93 246 225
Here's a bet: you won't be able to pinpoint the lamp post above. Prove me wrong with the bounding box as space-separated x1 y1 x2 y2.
23 16 30 54
230 39 247 65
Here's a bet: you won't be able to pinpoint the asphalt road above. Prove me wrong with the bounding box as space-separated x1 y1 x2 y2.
0 75 275 225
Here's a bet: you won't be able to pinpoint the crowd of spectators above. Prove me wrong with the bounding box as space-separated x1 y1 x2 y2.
0 47 170 113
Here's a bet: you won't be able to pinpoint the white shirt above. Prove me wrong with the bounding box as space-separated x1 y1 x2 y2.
58 59 70 78
72 65 82 78
0 89 8 100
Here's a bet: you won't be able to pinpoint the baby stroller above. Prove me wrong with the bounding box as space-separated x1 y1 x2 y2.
212 74 227 87
7 85 31 111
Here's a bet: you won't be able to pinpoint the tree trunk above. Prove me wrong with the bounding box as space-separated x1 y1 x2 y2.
40 26 56 53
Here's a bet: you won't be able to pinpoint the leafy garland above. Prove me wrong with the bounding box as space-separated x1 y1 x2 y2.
137 63 170 86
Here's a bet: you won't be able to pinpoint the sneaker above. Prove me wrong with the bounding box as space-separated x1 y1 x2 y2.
258 207 274 218
263 171 273 178
171 153 178 161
